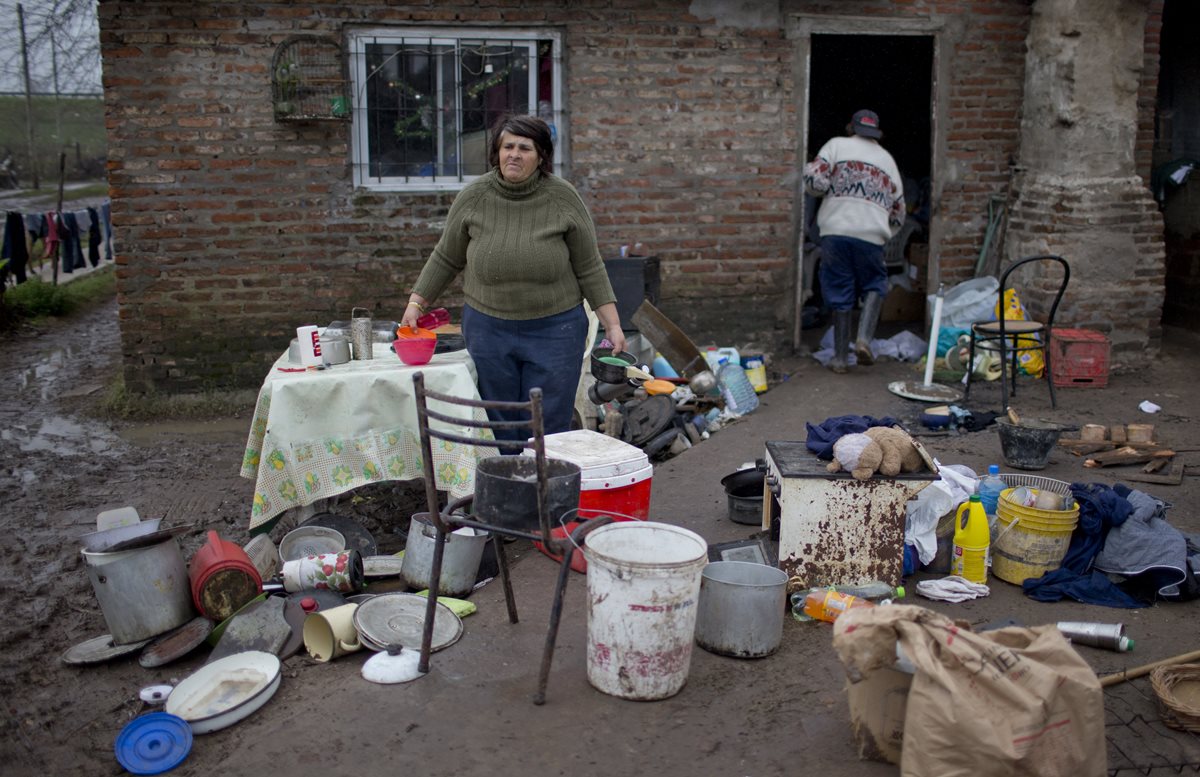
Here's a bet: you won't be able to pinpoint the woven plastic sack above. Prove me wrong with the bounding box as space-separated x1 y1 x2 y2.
995 288 1045 377
934 276 999 328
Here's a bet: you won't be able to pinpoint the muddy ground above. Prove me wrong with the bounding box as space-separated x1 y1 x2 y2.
2 296 1199 776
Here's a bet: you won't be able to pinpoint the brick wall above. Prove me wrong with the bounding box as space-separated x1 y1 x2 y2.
98 0 1157 391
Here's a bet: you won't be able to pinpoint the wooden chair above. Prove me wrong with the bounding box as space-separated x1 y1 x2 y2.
964 254 1070 411
410 371 614 704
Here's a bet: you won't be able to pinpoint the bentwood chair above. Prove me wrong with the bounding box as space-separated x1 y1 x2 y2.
964 254 1070 412
411 372 614 705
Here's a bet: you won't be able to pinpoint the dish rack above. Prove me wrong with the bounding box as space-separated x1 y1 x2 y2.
999 473 1072 496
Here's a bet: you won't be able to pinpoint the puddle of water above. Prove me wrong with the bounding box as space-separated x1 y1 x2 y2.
18 346 80 401
12 415 122 457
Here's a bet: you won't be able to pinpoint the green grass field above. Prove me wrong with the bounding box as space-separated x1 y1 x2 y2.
0 94 106 186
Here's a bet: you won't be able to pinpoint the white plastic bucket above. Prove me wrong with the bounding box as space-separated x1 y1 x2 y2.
583 521 708 700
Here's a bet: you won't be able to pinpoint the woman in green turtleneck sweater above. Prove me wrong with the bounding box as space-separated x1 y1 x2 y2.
401 115 625 441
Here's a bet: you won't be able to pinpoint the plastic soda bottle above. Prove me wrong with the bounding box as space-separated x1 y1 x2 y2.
978 465 1007 518
799 589 876 623
953 494 990 584
790 581 903 620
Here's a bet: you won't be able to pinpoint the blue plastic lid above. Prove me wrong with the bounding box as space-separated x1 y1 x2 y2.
115 712 192 775
988 464 1000 475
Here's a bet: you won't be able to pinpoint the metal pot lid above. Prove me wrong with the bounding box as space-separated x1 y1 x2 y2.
139 617 214 668
363 555 405 578
283 588 346 612
300 513 378 557
62 634 150 666
352 593 462 654
101 526 189 554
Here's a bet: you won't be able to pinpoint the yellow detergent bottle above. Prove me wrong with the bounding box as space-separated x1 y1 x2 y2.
953 494 990 584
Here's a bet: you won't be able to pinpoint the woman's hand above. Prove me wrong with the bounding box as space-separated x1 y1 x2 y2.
594 302 626 355
401 295 428 330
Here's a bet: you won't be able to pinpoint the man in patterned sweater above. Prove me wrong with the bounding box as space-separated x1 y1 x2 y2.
803 109 905 373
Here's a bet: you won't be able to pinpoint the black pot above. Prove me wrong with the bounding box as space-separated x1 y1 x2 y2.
590 347 637 383
720 468 765 525
473 456 582 531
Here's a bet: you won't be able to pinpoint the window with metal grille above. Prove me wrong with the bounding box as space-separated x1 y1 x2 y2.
348 28 563 191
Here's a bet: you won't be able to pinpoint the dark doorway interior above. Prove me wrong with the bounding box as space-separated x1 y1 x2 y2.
1156 0 1200 331
804 34 934 325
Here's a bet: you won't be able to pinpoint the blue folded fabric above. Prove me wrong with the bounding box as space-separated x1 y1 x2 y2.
805 414 900 460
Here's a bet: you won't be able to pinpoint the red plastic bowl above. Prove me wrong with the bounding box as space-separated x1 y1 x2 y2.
393 337 436 366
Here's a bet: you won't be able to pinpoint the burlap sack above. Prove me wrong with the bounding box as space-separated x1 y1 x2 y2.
833 604 1105 777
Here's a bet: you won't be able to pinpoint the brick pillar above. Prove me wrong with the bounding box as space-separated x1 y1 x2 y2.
1005 0 1165 362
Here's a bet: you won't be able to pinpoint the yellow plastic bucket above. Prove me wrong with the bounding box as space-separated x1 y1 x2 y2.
990 487 1079 584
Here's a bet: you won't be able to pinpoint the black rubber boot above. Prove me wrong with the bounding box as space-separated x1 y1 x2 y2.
830 310 852 374
855 291 883 366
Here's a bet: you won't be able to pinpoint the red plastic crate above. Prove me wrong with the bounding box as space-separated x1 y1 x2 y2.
1049 328 1110 388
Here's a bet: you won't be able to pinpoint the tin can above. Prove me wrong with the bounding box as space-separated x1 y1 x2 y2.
350 307 373 360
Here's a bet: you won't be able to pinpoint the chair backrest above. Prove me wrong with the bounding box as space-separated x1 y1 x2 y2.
996 253 1070 335
411 371 549 535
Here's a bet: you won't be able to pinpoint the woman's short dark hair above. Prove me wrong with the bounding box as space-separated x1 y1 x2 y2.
488 114 554 175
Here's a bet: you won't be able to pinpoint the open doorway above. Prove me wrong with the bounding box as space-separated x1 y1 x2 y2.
800 33 935 339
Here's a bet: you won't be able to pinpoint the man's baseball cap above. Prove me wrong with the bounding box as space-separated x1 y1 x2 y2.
850 109 883 139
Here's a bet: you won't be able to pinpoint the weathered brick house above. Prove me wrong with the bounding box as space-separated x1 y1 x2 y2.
97 0 1178 393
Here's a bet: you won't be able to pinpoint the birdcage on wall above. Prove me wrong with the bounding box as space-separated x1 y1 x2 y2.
271 35 349 121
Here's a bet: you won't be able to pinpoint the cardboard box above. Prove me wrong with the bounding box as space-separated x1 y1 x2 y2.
846 666 912 764
881 287 926 322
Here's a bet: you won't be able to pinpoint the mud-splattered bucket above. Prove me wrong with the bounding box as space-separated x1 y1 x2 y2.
990 486 1079 584
583 522 708 700
995 417 1064 471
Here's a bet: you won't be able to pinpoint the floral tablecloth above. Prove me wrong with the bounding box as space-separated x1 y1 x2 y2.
241 346 497 532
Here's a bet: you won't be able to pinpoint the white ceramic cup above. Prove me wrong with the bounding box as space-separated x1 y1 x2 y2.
302 603 361 662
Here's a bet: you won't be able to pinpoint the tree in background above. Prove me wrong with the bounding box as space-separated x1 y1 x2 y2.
0 0 102 186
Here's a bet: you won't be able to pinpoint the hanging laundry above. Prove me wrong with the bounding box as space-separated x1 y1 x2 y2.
43 211 60 259
100 201 114 261
86 207 101 267
2 210 30 284
60 211 85 273
25 212 44 246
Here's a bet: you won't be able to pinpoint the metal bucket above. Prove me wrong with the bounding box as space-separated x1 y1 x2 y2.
996 418 1062 470
400 514 489 598
83 537 194 645
472 456 581 531
695 561 787 658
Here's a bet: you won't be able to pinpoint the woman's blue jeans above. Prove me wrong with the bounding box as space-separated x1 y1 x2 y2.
462 304 588 443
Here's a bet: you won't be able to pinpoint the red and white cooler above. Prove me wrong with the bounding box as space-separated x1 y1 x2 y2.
524 429 653 572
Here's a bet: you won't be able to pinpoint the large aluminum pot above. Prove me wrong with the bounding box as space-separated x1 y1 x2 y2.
83 537 194 645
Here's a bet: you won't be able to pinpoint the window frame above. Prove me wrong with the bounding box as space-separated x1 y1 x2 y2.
347 26 564 192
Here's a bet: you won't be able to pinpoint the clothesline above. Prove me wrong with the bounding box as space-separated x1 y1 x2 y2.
1 200 115 287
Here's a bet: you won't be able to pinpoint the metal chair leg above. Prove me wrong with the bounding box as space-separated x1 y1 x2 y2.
534 542 577 706
965 331 976 400
1045 342 1057 409
493 532 519 624
418 524 448 674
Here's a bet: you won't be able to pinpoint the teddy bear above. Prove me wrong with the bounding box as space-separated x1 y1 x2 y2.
827 426 924 480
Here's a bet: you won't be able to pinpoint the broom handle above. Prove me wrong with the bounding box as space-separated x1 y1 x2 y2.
1099 648 1200 687
922 284 945 388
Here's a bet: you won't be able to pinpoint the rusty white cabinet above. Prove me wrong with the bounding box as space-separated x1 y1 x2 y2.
763 441 935 589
